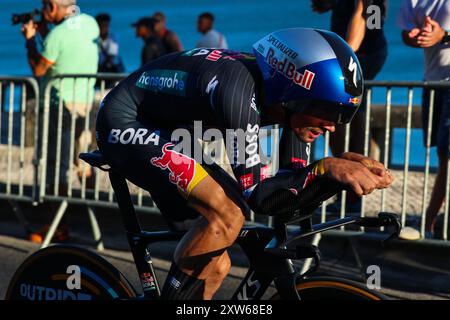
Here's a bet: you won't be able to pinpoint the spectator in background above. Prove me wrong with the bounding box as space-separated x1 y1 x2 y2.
96 13 125 75
132 17 166 65
152 12 183 53
311 0 388 213
21 0 99 242
196 12 228 49
398 0 450 238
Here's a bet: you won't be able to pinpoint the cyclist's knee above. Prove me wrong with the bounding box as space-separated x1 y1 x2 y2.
206 189 245 245
189 176 245 245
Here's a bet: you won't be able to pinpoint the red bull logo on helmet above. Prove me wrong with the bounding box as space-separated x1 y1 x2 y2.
348 97 360 105
150 143 196 194
266 47 315 90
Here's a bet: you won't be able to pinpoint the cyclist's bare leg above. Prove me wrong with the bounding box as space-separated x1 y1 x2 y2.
173 175 244 299
202 251 231 299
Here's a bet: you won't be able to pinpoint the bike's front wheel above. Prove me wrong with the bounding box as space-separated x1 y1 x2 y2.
270 276 389 300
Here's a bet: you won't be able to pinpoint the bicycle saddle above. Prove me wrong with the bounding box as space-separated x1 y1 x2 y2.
79 150 110 170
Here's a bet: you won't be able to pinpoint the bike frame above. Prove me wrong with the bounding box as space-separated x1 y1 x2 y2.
108 168 399 300
110 169 299 300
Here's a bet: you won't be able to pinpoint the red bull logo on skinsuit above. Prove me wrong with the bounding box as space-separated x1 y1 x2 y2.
150 143 196 194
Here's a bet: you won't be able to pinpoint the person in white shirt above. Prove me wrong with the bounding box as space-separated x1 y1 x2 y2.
96 13 124 74
398 0 450 238
196 12 228 49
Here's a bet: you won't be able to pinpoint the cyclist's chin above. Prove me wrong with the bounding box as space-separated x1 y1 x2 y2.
302 136 318 143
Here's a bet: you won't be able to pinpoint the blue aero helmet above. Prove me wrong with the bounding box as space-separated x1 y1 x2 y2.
253 28 364 124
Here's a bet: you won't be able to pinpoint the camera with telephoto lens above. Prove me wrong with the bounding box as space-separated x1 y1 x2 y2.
12 9 42 25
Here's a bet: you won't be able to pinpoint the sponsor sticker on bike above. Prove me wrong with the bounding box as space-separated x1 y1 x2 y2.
139 273 157 291
18 283 93 300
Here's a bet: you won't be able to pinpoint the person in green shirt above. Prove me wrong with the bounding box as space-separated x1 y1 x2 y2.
22 0 99 243
23 0 99 106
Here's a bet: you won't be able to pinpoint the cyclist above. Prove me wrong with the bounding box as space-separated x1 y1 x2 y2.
95 28 394 300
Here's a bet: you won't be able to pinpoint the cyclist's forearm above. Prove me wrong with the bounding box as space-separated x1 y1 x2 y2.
247 161 322 211
247 172 307 214
247 159 338 215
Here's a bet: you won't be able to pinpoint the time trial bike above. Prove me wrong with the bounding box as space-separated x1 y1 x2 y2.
6 150 401 300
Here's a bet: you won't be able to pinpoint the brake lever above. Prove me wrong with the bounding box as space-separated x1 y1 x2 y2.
378 212 401 246
355 212 401 246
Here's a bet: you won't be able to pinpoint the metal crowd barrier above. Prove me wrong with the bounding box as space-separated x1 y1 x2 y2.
314 80 450 242
38 73 167 249
0 76 40 235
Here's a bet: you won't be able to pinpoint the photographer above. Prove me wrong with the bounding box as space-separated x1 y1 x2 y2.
21 0 100 243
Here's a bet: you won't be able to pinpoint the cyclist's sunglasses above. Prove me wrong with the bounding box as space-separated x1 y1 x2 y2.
285 99 360 125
